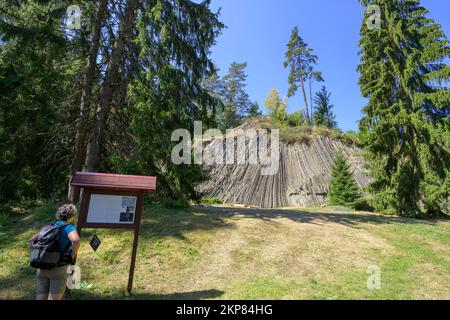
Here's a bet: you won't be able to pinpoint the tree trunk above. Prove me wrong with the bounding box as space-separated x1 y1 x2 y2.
84 0 138 172
68 0 108 203
300 78 310 125
309 78 313 125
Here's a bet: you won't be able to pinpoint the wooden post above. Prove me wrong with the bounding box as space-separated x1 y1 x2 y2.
127 191 143 294
127 227 140 294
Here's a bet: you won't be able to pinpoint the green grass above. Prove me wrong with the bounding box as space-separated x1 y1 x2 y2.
256 117 360 145
229 276 299 300
0 202 448 300
200 197 223 205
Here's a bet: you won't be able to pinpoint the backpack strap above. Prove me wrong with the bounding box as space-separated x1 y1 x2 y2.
61 222 71 229
52 222 70 229
56 223 74 266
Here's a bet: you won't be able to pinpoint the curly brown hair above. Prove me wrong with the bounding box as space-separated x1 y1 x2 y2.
56 204 77 221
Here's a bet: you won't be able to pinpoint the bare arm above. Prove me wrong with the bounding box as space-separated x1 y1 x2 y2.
68 231 80 260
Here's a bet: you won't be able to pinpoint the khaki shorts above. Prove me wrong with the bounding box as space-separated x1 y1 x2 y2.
36 265 69 296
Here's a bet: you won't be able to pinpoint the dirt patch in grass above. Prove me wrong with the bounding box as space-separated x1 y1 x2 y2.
174 208 394 298
262 217 391 278
409 263 450 300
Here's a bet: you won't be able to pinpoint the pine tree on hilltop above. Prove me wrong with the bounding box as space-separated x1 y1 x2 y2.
358 0 450 216
220 62 252 129
284 26 321 124
328 153 362 209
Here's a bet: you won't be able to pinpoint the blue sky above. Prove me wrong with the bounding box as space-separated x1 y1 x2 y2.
209 0 450 131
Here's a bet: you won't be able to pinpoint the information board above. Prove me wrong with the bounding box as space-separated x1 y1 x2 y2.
87 194 137 224
72 172 157 293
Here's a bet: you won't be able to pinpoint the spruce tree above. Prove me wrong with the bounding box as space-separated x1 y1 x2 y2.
328 153 362 209
313 86 337 128
129 0 224 203
308 71 324 121
358 0 450 216
0 0 77 201
248 102 262 118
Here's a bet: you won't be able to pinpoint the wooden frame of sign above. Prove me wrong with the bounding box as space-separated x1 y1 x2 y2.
71 172 157 293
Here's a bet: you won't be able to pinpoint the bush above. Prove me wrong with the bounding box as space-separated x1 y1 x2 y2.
353 199 375 212
249 117 360 146
287 111 307 127
0 213 10 229
201 197 223 205
161 198 189 209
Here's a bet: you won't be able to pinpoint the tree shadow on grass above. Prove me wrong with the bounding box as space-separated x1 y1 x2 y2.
66 289 225 300
137 207 233 241
0 257 225 300
132 289 225 300
0 267 36 300
192 205 448 229
0 214 44 248
6 203 443 252
64 207 234 243
0 268 225 300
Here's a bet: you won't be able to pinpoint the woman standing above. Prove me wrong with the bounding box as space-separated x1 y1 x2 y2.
29 204 80 300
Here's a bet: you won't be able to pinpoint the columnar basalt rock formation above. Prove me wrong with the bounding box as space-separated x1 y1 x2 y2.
197 121 371 208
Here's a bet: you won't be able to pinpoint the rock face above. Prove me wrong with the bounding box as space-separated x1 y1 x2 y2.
197 124 371 208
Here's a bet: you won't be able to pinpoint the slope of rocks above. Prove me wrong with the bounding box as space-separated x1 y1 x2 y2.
196 121 371 208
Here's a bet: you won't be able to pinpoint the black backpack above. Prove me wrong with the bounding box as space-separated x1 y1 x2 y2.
30 223 72 269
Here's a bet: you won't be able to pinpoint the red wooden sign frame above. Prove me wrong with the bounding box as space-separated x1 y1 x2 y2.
71 172 156 293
